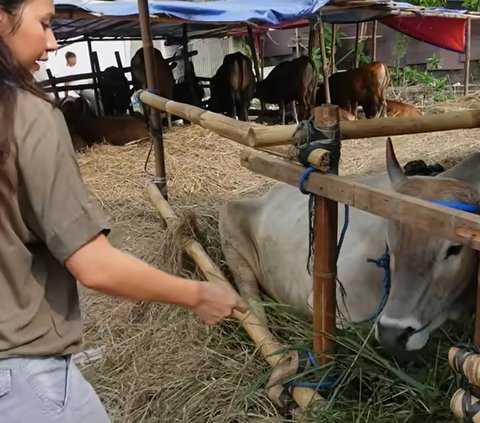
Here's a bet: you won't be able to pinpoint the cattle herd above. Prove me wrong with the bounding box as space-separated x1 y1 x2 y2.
57 47 422 151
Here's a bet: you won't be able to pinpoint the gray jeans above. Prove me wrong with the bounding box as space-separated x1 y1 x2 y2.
0 355 111 422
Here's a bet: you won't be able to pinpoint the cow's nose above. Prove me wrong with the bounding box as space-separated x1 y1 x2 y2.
376 322 416 352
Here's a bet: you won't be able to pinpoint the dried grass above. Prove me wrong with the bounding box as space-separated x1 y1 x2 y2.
77 96 480 422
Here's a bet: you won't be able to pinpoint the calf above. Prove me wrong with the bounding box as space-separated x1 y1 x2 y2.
60 97 149 147
255 56 317 124
316 61 391 119
208 52 256 121
131 47 175 128
386 99 421 118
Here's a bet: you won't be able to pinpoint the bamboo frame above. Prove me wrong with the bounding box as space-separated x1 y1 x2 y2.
146 182 324 410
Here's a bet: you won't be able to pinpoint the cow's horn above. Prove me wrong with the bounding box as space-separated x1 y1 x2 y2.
386 137 406 188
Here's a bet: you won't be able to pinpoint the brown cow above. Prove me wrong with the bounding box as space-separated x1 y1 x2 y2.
60 97 149 147
131 47 175 128
386 99 421 118
208 52 256 121
255 55 317 124
316 61 391 119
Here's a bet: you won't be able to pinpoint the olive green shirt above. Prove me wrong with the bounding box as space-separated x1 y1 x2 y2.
0 89 110 358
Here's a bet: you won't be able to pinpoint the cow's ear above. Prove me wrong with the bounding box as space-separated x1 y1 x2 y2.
386 137 406 190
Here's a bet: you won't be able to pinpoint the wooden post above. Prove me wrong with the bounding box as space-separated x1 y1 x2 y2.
354 23 361 67
371 20 378 62
137 0 168 197
311 108 340 363
330 24 336 74
87 39 102 116
464 17 471 96
317 16 331 103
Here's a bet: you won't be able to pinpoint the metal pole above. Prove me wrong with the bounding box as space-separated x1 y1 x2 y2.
464 17 471 96
247 25 265 116
183 24 199 106
137 0 167 197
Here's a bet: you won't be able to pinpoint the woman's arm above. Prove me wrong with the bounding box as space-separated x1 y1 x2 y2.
65 233 246 324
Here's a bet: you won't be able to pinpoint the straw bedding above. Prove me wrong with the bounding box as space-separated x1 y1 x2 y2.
76 97 480 422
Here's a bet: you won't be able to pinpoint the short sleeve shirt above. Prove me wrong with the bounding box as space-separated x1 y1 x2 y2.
0 89 110 358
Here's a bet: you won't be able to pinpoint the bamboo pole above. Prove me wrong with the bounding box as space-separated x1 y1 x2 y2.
371 21 378 62
145 183 324 410
139 91 480 148
137 0 168 197
317 16 331 104
464 17 472 96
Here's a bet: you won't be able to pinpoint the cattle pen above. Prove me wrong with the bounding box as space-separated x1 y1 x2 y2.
50 0 480 421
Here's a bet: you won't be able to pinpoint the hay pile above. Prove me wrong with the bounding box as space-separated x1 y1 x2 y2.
77 102 480 422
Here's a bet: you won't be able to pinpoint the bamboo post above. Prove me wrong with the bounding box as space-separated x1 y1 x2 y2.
137 0 168 198
371 20 378 62
464 17 472 96
311 107 338 364
330 24 336 74
87 39 102 116
317 16 331 104
145 183 324 410
354 23 361 67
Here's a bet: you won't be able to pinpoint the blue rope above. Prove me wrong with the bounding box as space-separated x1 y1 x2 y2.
432 200 480 213
298 166 318 194
285 352 342 390
362 245 391 323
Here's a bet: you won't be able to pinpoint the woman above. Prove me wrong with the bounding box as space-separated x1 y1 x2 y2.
0 0 246 421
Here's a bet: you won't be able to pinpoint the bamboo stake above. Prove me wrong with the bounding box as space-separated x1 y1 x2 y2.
145 183 324 410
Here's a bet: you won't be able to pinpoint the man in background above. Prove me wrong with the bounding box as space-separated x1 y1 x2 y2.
63 51 78 98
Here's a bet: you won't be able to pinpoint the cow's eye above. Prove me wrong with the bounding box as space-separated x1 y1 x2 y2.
445 244 463 259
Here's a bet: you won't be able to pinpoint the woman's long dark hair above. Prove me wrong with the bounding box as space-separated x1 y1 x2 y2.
0 0 53 164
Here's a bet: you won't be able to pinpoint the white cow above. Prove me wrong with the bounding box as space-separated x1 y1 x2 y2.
219 139 480 357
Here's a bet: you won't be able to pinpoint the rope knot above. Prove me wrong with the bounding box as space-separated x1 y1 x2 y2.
367 253 390 269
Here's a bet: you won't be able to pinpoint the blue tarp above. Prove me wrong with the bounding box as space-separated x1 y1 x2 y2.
55 0 329 25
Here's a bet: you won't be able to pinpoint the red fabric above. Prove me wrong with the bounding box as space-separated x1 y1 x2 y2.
381 16 466 53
